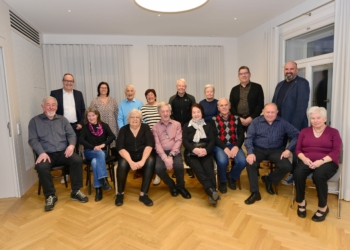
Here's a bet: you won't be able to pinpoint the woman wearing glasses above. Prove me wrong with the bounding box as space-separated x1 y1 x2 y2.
115 109 155 206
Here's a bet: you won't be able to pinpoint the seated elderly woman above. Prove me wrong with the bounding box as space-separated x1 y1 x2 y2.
294 106 342 222
79 107 116 202
115 109 155 206
182 104 219 206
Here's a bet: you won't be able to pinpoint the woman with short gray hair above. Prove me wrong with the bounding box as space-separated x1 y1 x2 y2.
199 84 219 123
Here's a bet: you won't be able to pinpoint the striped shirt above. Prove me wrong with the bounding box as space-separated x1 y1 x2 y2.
141 104 161 129
244 116 299 155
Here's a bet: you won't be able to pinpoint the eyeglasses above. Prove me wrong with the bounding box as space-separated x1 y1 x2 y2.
164 130 169 139
63 79 74 83
239 72 250 76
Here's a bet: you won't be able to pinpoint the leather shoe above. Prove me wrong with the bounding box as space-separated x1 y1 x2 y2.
115 193 124 206
95 187 102 202
177 187 191 199
170 186 178 197
297 200 307 218
312 207 329 222
207 188 219 201
102 178 112 191
219 182 227 193
244 192 261 205
227 177 236 190
262 176 275 195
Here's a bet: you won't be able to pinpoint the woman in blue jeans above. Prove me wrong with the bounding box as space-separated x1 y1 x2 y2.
79 107 116 202
210 98 246 194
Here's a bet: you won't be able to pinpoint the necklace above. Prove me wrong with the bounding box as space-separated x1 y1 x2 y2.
313 126 326 137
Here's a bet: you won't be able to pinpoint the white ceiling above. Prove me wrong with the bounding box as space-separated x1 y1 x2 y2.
4 0 307 37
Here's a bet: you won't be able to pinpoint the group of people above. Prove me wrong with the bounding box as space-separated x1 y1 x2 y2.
29 61 342 222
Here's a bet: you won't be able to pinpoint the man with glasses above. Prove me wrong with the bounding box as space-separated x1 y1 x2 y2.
152 102 191 199
229 66 264 133
51 73 86 183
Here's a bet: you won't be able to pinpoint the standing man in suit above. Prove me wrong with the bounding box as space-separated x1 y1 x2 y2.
272 61 310 185
50 73 86 182
229 66 264 133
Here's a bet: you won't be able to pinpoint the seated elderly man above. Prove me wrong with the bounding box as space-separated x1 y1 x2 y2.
28 96 88 211
210 98 246 194
152 102 191 199
244 103 299 205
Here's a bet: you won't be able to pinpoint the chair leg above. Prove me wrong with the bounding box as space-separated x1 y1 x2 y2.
290 182 295 208
237 177 242 190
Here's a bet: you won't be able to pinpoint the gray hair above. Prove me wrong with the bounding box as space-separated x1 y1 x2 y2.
176 78 186 85
217 97 230 107
157 102 172 113
42 96 57 106
125 85 135 91
204 84 215 93
127 108 143 123
307 106 327 120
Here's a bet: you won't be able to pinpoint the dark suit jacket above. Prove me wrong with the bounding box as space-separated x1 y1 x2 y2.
50 89 86 126
272 75 310 131
229 82 264 119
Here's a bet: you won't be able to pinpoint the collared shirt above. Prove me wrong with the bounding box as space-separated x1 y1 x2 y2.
28 113 76 155
62 89 77 123
244 116 299 155
152 119 182 161
237 82 251 116
117 98 143 128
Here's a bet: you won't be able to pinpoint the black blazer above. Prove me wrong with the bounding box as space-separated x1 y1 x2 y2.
229 82 264 119
50 89 86 126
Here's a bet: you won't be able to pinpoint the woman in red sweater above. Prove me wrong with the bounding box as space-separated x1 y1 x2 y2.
294 106 342 222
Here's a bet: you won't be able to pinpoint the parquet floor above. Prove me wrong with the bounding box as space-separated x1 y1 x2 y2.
0 168 349 250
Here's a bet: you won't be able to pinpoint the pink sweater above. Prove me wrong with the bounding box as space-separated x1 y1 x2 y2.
295 126 342 164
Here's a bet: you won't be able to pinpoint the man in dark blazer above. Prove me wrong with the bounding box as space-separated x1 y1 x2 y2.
272 61 310 185
229 66 264 133
50 73 86 150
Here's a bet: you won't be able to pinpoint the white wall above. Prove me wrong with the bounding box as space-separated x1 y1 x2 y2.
237 0 331 101
43 35 238 102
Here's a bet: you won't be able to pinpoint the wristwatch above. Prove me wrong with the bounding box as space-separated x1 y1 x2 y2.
168 153 174 158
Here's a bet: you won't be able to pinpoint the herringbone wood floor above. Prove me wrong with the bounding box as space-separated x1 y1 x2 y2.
0 168 349 250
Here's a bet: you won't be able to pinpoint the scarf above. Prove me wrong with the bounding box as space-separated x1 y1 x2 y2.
188 119 206 142
88 122 104 137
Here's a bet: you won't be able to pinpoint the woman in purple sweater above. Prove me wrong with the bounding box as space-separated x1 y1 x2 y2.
294 106 342 222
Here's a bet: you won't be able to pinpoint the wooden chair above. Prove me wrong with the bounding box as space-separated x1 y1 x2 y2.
83 145 117 195
33 151 68 195
259 160 278 194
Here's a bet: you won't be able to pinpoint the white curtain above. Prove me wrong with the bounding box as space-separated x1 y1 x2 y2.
42 44 131 105
148 45 224 102
332 0 350 200
265 27 280 102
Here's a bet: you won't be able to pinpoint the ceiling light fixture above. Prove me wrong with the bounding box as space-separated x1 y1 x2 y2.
135 0 208 13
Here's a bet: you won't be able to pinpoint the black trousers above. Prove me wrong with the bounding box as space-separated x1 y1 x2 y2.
294 161 338 207
188 154 216 195
36 151 83 197
246 147 292 193
155 150 184 188
117 155 155 194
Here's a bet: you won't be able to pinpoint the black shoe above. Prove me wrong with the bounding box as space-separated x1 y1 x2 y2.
170 186 179 197
219 182 227 194
207 188 219 201
186 168 195 178
297 200 307 218
244 192 261 205
115 193 124 206
312 207 329 222
45 195 58 211
102 178 112 191
139 194 153 206
227 177 236 190
261 176 275 195
95 187 103 202
71 190 89 203
177 187 191 199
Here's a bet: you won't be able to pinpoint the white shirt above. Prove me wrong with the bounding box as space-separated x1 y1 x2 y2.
63 89 77 123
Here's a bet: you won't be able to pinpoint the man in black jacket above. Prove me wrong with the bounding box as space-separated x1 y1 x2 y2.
169 78 196 177
229 66 264 133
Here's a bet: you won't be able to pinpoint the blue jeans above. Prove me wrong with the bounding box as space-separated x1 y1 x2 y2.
213 145 246 182
84 149 107 188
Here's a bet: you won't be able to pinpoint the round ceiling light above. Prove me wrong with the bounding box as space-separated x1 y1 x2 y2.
135 0 209 13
